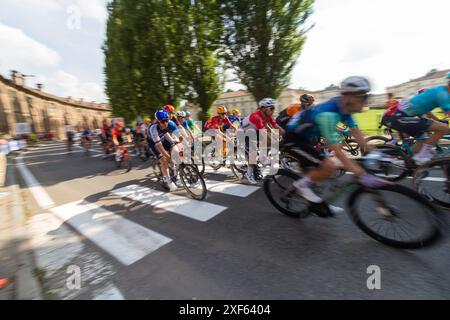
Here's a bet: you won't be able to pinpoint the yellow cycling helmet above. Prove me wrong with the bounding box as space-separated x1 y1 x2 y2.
144 117 151 122
232 109 240 115
216 105 228 114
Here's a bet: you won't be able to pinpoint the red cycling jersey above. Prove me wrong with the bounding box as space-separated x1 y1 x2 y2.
385 102 400 117
205 116 233 131
111 128 123 139
242 110 279 130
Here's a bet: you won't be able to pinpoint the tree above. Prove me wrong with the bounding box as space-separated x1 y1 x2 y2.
220 0 314 102
104 0 223 122
182 0 224 121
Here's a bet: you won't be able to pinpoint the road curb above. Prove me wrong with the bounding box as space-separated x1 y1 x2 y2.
6 158 43 300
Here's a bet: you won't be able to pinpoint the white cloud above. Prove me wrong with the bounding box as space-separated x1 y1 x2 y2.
76 0 108 24
292 0 450 93
0 23 61 70
49 70 106 102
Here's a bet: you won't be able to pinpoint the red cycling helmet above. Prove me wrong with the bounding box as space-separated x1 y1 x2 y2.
164 105 175 113
418 88 428 94
116 121 124 127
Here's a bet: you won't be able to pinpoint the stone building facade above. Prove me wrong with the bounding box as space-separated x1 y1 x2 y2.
386 69 450 100
0 71 111 139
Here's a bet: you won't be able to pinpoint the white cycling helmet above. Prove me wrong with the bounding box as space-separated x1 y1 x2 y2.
340 76 371 94
259 98 276 108
176 111 186 118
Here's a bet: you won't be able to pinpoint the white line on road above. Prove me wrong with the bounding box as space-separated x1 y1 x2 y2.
204 167 234 176
15 155 55 209
93 284 125 300
205 180 259 197
50 200 172 266
112 185 227 222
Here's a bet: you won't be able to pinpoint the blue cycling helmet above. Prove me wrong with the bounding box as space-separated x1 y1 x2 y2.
446 72 450 80
155 110 169 121
185 111 191 116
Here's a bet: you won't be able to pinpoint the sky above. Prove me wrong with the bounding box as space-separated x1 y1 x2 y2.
0 0 449 103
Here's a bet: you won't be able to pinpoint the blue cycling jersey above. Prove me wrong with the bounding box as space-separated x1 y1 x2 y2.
401 86 450 116
148 120 179 143
286 97 357 144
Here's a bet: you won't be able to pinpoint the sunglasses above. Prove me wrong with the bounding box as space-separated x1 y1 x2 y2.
218 113 227 116
159 120 169 124
355 94 369 102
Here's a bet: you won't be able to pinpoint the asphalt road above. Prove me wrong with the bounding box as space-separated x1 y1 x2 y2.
11 140 450 300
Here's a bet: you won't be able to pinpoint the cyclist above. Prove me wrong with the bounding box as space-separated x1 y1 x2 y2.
229 109 242 129
177 111 195 142
147 110 180 192
241 98 285 184
164 105 191 142
184 111 200 137
276 94 315 129
389 73 450 164
285 76 387 212
204 106 237 159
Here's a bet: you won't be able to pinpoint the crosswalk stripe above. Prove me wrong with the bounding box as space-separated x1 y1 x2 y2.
205 180 259 197
50 200 172 266
112 185 227 222
204 167 234 176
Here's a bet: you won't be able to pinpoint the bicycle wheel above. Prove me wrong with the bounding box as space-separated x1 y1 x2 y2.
205 149 223 170
347 184 441 249
413 158 450 209
366 136 391 146
179 164 207 200
263 169 310 218
366 145 413 181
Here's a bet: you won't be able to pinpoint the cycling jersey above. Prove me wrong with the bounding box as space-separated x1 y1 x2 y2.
228 115 242 128
384 98 399 110
205 116 233 131
186 118 195 131
111 127 124 144
242 110 279 131
101 125 111 137
286 97 357 145
399 86 450 116
147 120 179 144
181 120 189 131
276 104 302 129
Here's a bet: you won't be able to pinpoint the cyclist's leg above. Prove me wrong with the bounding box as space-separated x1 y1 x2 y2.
286 137 334 203
391 112 446 156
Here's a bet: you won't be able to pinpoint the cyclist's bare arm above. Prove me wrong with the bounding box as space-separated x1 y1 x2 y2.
112 136 120 146
350 127 370 152
156 139 171 160
329 144 365 177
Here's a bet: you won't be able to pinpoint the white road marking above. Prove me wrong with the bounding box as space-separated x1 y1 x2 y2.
112 185 227 222
204 167 234 176
205 180 259 197
92 284 124 300
15 155 55 209
50 200 172 266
